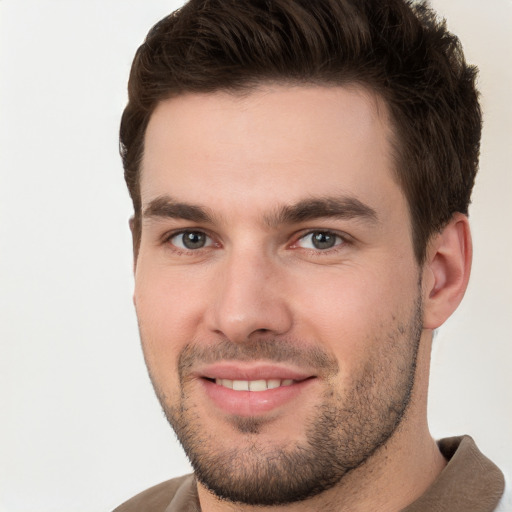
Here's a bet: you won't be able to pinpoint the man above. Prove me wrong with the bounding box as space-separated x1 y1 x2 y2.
114 0 506 510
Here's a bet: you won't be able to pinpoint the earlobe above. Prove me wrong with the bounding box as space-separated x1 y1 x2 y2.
422 213 472 330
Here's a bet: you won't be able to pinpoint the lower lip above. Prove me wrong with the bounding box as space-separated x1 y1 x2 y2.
201 378 315 417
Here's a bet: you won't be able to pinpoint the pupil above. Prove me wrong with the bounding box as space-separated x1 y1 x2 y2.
183 232 206 249
312 232 336 250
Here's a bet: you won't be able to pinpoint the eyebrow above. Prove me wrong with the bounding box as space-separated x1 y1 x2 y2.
264 196 378 227
143 195 378 226
143 196 215 224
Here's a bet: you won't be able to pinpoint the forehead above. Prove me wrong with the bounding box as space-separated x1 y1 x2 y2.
141 85 402 219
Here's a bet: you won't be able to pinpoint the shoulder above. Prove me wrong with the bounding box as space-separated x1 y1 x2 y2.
403 436 506 512
113 474 195 512
494 468 512 512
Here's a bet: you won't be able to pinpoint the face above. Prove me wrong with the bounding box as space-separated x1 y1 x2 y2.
135 86 425 505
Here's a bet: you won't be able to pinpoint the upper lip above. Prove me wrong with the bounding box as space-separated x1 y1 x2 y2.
194 362 315 382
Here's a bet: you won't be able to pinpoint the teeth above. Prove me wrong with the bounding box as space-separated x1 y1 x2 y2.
267 379 281 389
233 380 249 391
214 378 296 391
249 380 267 392
221 379 233 389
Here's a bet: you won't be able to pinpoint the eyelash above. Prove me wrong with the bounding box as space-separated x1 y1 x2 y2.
163 230 217 253
162 229 350 255
291 230 348 253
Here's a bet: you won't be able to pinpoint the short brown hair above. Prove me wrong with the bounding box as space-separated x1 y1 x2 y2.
120 0 481 263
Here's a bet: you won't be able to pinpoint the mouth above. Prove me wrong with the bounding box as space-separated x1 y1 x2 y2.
207 377 297 391
196 363 317 417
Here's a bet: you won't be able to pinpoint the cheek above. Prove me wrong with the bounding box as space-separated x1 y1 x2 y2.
135 259 208 331
289 263 418 356
134 263 209 386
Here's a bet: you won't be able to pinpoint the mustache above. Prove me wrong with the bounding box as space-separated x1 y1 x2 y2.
178 339 339 380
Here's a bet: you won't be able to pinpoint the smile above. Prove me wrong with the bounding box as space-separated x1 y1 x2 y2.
214 378 295 391
200 373 316 417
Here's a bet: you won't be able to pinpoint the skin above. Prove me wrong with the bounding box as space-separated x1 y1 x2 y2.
133 85 472 512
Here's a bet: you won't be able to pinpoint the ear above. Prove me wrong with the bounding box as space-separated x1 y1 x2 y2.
422 213 472 330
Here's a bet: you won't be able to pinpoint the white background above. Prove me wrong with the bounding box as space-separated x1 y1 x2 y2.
0 1 510 511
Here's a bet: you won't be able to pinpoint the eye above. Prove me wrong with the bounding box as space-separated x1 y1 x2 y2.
295 231 344 250
168 231 214 250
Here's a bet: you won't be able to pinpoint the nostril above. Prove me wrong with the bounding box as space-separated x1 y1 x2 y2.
247 328 274 339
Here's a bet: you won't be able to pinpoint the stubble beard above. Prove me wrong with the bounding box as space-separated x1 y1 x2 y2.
146 297 423 506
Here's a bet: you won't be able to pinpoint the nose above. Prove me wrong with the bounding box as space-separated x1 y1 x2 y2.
206 248 293 343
